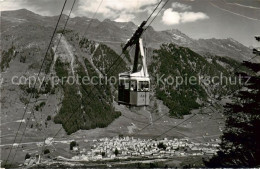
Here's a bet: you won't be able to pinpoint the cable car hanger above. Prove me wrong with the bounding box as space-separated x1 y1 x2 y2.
122 21 148 77
118 21 150 106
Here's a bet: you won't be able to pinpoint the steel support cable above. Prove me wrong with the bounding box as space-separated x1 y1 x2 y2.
46 0 116 141
83 0 161 75
5 0 69 164
35 0 260 158
129 50 259 139
153 114 197 139
145 0 164 22
146 0 170 29
98 0 166 76
57 0 260 158
99 20 181 137
22 0 77 149
36 0 107 151
36 0 168 147
148 55 260 139
82 0 104 37
38 83 114 159
26 0 79 160
38 40 257 163
107 0 170 77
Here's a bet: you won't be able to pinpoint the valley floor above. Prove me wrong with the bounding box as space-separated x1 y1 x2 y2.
30 156 206 168
1 98 225 167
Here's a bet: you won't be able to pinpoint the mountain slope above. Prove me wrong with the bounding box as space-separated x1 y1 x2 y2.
149 43 243 117
51 32 126 134
0 9 252 136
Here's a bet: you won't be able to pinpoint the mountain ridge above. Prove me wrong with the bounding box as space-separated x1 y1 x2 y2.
1 9 256 63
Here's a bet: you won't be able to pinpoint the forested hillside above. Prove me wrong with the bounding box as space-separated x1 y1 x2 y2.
53 31 126 134
149 44 247 117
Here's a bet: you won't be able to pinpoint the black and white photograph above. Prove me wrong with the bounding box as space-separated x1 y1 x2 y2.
0 0 260 168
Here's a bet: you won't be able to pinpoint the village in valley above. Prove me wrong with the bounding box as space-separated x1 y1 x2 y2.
23 136 220 166
71 137 219 161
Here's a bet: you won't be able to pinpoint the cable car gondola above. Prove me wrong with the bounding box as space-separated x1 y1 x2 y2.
118 21 150 106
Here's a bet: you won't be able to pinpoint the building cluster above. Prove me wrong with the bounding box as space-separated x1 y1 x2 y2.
72 137 219 161
24 154 41 167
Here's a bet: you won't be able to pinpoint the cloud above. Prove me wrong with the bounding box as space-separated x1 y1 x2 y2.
162 8 209 25
0 0 26 11
115 13 135 22
0 0 61 16
162 2 209 25
181 12 209 23
0 0 162 22
77 0 160 22
0 0 173 23
171 2 191 10
162 9 181 25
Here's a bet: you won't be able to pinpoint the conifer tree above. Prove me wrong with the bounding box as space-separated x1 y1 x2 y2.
205 36 260 167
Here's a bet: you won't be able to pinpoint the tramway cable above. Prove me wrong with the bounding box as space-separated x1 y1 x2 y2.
5 0 71 164
45 0 170 141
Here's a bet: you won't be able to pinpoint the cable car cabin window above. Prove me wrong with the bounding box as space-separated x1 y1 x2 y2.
138 81 149 91
119 80 124 89
124 80 130 90
130 80 137 91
